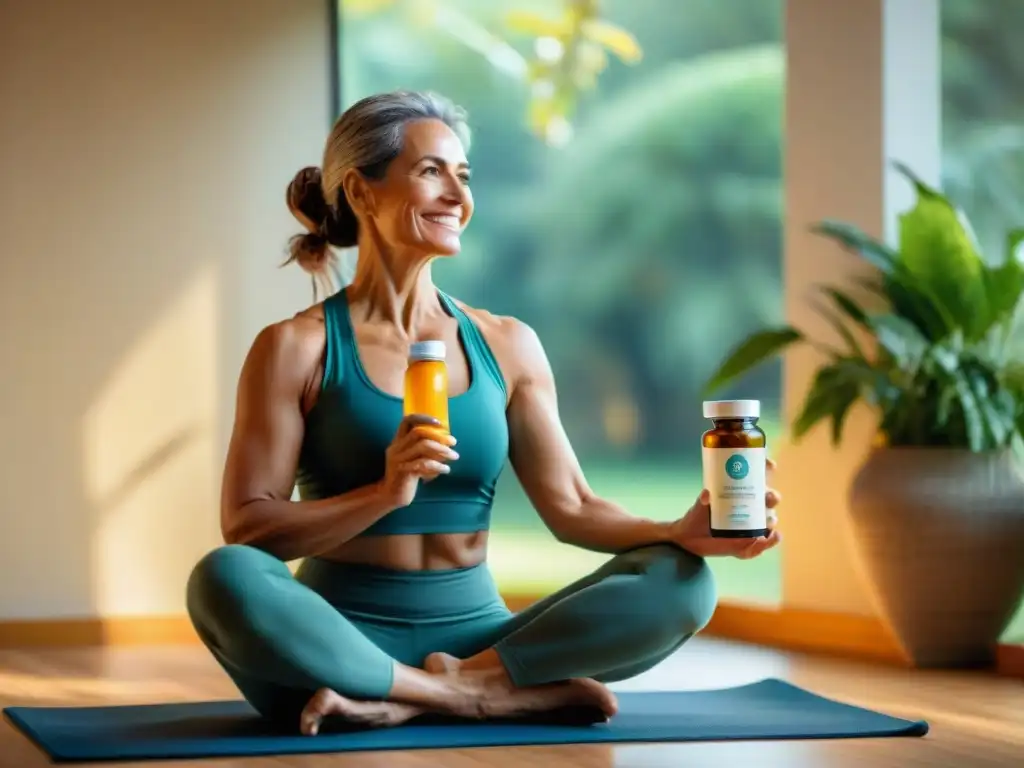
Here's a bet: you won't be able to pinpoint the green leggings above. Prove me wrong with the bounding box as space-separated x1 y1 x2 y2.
185 542 717 722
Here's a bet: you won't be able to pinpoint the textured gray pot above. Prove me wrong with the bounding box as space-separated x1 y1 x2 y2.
847 447 1024 668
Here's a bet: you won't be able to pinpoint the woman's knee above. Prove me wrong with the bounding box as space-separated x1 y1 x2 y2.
186 544 286 631
625 544 718 635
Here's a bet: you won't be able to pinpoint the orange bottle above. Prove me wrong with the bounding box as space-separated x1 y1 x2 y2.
403 340 450 438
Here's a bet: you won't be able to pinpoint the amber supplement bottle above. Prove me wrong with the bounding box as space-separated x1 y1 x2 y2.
701 400 768 538
404 340 450 439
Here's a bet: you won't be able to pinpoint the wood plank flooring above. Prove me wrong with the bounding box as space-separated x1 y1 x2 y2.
1 638 1021 767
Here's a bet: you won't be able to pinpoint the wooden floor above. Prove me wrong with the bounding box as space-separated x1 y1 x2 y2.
1 638 1022 767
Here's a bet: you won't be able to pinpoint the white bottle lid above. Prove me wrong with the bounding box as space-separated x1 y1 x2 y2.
409 340 446 362
702 399 760 419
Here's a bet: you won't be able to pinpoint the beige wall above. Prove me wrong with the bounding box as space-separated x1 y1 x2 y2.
0 0 327 619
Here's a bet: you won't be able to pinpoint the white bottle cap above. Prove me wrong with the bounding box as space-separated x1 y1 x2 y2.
409 340 446 362
703 399 760 419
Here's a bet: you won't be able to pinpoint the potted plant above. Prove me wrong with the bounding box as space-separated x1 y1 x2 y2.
702 162 1024 668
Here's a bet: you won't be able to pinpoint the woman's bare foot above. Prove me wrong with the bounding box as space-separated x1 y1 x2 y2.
299 688 423 736
300 652 618 733
423 651 617 723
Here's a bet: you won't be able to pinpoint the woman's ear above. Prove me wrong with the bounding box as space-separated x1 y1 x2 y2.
341 168 377 219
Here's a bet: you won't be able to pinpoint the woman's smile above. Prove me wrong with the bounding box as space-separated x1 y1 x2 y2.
421 212 461 232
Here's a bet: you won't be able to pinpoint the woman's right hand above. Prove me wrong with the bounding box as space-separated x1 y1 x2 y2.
381 414 459 508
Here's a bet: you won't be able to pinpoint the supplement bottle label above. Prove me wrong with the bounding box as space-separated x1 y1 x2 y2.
702 447 767 531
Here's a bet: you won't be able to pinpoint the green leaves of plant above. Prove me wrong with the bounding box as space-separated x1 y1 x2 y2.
701 161 1024 453
813 286 869 359
810 219 954 342
869 313 928 369
819 286 869 329
985 228 1024 331
952 360 1017 451
791 358 874 446
1008 228 1024 262
701 327 802 396
894 163 991 341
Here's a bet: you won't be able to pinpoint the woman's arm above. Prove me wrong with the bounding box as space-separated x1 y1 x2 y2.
502 318 782 558
503 320 676 554
220 318 396 561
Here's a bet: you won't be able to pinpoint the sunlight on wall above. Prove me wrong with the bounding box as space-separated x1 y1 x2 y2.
83 266 221 616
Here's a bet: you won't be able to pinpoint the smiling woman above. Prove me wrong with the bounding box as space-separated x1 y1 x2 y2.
183 89 781 736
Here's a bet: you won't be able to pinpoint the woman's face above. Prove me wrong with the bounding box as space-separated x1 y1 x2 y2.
361 118 474 257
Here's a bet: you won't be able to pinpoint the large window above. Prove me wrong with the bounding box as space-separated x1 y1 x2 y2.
941 0 1024 643
336 0 785 604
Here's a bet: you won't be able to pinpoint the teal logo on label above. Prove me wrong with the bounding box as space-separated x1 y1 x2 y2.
725 454 749 480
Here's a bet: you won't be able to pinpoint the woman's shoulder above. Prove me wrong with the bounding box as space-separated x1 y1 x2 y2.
449 298 549 384
451 297 537 345
243 305 327 386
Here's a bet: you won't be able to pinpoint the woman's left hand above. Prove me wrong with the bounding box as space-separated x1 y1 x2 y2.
669 457 782 560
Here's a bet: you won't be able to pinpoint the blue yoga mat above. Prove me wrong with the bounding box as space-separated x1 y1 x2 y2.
3 678 928 762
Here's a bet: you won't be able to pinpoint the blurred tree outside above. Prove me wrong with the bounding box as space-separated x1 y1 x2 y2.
941 0 1024 262
334 0 1024 623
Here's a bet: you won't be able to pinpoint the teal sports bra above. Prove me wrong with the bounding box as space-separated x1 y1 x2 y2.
294 288 509 536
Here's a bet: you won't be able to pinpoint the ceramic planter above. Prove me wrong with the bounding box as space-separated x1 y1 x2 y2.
847 447 1024 667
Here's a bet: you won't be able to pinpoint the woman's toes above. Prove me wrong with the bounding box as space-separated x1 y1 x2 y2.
300 688 338 736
